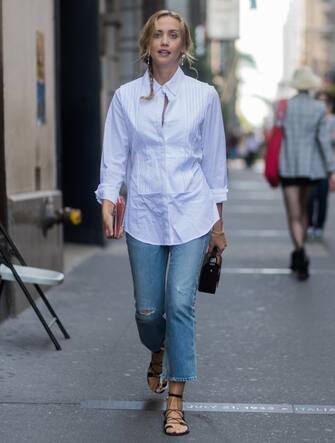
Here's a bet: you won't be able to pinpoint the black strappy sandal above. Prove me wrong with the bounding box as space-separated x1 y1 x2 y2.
163 393 189 436
147 348 168 394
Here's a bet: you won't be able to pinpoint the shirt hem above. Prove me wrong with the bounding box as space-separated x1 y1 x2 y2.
125 216 219 246
279 173 327 180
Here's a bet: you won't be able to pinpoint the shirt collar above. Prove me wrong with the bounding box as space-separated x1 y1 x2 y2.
142 66 185 100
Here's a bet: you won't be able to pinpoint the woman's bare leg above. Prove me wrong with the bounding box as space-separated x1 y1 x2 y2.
283 184 313 279
282 185 304 249
300 185 314 243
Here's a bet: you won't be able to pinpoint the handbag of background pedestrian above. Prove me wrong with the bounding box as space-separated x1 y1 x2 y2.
264 99 287 188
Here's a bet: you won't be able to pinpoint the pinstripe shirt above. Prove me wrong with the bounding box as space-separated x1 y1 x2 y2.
95 67 228 245
279 93 335 179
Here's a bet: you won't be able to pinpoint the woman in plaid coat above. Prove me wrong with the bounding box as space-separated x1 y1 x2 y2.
279 66 335 280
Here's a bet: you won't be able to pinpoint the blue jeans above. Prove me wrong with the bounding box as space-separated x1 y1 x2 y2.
126 232 210 382
308 178 329 229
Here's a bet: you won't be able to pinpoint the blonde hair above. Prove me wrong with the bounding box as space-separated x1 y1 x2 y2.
139 10 196 100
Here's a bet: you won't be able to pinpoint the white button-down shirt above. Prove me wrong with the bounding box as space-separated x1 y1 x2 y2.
95 67 228 245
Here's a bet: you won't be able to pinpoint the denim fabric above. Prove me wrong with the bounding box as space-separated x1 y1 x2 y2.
126 231 210 382
308 178 329 229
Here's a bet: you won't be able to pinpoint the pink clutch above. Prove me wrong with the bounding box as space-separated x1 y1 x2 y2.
112 196 126 238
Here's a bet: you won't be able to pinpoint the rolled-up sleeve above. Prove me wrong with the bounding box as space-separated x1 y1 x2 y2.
201 87 228 202
95 89 129 204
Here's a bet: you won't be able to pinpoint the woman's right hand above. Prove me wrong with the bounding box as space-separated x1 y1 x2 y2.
102 200 115 238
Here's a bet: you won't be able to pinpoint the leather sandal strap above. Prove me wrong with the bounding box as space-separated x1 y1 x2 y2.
164 409 188 432
165 408 185 417
147 360 162 374
168 392 183 399
148 352 163 377
165 421 187 429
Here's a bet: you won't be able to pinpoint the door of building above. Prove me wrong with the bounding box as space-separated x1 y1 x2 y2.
55 0 103 244
0 0 7 228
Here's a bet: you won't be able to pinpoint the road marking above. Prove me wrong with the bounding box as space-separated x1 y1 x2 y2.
229 229 288 238
223 268 335 275
230 181 268 190
81 400 335 415
223 268 291 275
226 206 283 214
229 193 282 201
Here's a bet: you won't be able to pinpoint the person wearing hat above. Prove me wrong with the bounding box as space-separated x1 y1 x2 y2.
279 66 335 280
307 91 335 239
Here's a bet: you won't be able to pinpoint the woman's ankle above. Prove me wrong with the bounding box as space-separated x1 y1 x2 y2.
167 395 183 410
168 382 185 396
167 386 185 410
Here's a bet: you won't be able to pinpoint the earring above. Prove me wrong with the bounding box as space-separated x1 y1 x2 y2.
146 55 151 66
181 54 186 66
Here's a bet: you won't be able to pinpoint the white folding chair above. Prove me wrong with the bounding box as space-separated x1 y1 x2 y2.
0 222 70 350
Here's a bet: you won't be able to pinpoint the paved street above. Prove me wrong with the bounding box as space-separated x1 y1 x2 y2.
1 165 335 443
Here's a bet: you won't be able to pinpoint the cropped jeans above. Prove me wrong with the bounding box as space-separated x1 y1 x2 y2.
126 232 210 382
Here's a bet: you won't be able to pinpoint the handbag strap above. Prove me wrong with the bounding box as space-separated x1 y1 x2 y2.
207 247 222 266
275 99 288 123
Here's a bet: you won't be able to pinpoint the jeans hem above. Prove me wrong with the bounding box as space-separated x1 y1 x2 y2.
168 376 197 382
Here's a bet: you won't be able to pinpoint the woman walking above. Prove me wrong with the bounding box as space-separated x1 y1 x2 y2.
95 10 228 436
308 91 335 239
279 66 335 281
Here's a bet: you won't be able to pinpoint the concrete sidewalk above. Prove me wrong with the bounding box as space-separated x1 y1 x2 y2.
1 166 335 443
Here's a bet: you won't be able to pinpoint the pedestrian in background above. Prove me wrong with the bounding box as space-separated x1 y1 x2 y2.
95 10 228 436
226 130 239 159
308 91 335 240
279 66 335 281
244 131 259 168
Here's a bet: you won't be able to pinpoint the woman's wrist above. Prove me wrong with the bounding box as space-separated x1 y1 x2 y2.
212 218 223 231
212 225 225 234
102 199 115 215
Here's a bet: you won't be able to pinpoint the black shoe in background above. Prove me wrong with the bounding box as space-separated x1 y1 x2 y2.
290 250 300 271
296 248 310 281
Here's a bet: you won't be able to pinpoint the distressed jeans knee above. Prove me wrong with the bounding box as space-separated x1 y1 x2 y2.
136 309 157 321
135 309 166 352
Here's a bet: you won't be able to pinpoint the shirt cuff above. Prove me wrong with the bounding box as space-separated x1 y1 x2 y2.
94 184 119 205
210 188 228 203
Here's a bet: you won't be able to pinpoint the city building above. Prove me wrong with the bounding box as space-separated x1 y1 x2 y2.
281 0 335 96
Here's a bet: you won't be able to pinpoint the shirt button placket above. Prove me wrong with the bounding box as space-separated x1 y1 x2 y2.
160 88 170 241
